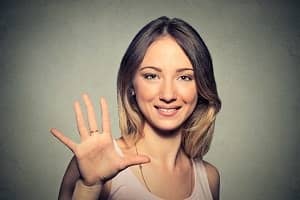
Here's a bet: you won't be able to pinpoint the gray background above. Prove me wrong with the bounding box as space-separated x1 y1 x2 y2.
0 0 299 199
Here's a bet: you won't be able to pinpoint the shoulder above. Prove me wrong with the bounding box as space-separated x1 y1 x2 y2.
58 156 80 199
202 160 220 200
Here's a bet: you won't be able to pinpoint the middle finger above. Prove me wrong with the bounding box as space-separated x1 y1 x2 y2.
74 101 89 139
82 94 99 135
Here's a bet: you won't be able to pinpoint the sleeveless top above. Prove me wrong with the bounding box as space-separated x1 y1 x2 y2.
107 141 213 200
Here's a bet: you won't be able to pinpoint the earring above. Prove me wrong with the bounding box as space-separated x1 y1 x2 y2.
130 88 135 96
131 90 135 96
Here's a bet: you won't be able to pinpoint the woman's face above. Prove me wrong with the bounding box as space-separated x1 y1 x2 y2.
133 36 198 132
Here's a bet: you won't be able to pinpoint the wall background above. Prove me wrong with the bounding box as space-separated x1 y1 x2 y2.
0 0 299 199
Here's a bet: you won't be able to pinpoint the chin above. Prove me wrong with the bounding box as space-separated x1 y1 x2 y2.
148 121 183 135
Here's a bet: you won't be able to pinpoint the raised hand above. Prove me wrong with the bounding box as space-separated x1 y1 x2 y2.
51 94 150 186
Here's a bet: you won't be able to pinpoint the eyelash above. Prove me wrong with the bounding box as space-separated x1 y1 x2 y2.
178 75 193 81
142 73 194 81
143 73 158 80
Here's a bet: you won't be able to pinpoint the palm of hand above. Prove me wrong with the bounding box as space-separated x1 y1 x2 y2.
51 94 150 186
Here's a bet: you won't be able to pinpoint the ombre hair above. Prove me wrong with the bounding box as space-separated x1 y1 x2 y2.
117 16 221 158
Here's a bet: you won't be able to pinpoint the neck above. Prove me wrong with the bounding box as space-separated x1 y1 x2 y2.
136 123 186 169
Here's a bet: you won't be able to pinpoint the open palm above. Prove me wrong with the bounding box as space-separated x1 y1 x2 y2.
51 94 149 186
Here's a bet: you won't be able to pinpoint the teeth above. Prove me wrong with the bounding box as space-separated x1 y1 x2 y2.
159 108 176 113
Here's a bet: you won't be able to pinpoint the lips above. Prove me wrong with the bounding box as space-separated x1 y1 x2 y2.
154 105 181 116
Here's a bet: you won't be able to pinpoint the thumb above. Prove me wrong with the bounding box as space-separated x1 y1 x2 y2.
119 155 151 170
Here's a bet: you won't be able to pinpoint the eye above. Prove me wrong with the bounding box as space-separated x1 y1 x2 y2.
178 75 193 81
143 73 158 80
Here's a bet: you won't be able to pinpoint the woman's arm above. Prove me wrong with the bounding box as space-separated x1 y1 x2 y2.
203 160 220 200
58 156 104 200
51 95 150 199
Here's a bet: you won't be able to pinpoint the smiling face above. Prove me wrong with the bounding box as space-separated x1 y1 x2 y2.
133 36 198 133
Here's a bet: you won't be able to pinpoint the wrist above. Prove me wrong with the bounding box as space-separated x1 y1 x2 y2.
82 179 102 187
72 179 102 200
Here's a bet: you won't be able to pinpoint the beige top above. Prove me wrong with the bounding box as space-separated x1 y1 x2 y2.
107 141 213 200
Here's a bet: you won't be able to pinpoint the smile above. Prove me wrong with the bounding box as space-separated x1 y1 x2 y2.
155 106 181 116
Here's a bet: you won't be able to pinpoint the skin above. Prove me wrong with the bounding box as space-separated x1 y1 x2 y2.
51 96 150 196
51 35 220 200
133 36 198 133
129 36 198 198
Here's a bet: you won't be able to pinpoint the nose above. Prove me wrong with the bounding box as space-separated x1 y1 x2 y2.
159 79 176 103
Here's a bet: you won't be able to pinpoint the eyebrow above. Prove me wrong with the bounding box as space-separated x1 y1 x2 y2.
139 66 194 72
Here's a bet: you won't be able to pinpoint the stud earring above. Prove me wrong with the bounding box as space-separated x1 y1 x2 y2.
130 88 135 96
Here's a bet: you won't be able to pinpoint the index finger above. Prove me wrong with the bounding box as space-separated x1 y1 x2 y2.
100 97 111 134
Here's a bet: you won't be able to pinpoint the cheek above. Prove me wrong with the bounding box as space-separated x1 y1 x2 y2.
177 84 198 104
133 79 158 102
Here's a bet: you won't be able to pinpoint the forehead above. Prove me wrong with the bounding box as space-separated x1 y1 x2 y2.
139 36 192 69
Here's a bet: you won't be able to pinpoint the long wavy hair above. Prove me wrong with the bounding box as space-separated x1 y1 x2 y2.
117 16 221 159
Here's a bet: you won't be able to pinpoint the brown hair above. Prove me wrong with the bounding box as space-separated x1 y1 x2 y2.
117 16 221 158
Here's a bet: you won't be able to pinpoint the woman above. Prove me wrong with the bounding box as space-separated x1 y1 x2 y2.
51 16 221 200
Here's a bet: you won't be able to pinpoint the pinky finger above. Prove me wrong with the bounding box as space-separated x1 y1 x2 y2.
50 128 77 152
